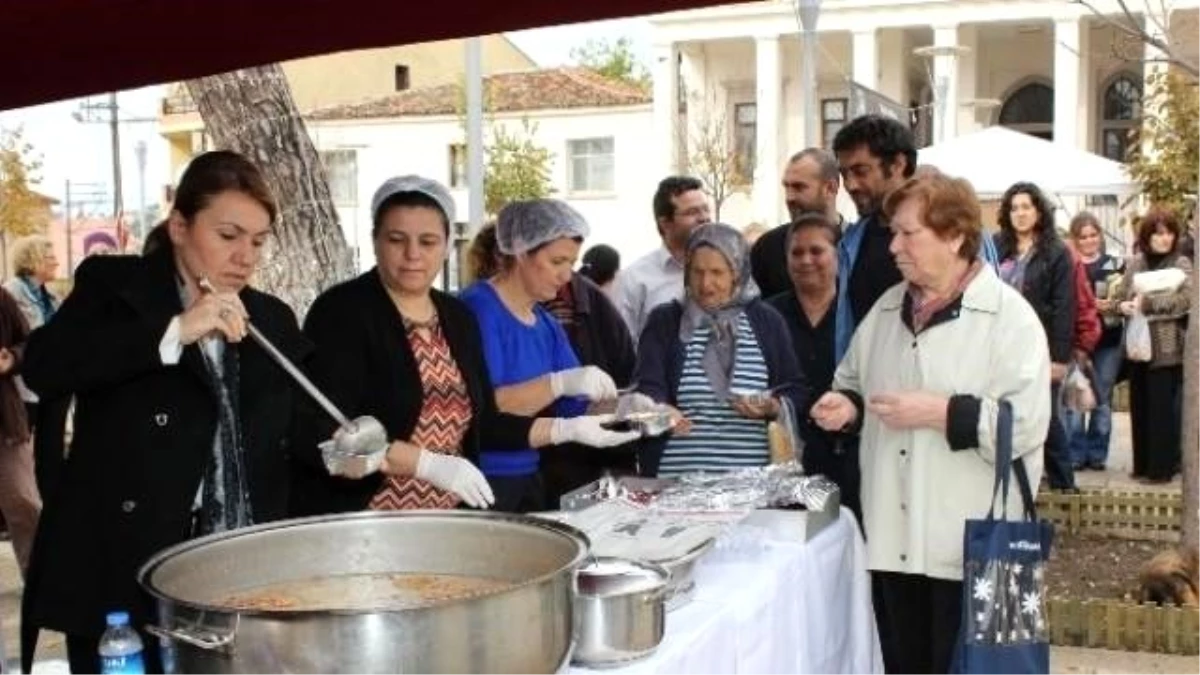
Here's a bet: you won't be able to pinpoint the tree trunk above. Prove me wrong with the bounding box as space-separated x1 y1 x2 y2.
185 65 353 318
1183 227 1199 553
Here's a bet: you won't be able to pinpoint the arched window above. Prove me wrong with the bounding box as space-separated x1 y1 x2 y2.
1099 73 1141 161
999 82 1054 140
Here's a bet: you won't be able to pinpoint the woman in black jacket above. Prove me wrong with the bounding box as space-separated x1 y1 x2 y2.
291 177 635 515
994 181 1077 491
19 151 313 673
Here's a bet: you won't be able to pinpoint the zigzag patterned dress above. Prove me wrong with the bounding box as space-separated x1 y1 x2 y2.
369 313 472 510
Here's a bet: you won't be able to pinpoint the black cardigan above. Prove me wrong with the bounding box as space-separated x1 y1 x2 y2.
633 299 809 477
561 275 636 387
993 234 1076 363
289 270 534 515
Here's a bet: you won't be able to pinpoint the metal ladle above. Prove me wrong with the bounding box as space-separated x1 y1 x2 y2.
198 278 388 478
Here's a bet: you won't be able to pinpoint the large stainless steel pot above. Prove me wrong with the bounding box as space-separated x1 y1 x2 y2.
138 511 589 674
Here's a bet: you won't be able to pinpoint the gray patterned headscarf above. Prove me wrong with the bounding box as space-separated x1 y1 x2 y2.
678 223 760 401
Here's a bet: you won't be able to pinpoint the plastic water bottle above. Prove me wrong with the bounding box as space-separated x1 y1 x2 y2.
99 611 145 675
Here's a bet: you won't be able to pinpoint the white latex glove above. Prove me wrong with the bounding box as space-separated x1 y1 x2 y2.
414 450 495 509
549 366 618 401
550 415 641 447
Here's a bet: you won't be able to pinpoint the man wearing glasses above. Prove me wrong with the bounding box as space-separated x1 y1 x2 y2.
612 176 712 338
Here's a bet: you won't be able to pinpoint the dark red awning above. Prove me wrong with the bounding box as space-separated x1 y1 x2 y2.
3 0 727 111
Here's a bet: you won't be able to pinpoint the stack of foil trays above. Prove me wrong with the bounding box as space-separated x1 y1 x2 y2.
560 462 841 541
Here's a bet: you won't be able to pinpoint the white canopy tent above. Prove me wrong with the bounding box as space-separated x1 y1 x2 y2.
918 126 1139 198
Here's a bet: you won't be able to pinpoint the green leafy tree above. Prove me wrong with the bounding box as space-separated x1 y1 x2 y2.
0 127 50 239
1126 70 1198 217
571 37 651 89
484 120 555 216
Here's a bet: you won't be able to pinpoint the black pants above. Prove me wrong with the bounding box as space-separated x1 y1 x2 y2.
1129 363 1183 480
487 473 546 514
872 571 963 674
67 631 164 674
1043 384 1076 491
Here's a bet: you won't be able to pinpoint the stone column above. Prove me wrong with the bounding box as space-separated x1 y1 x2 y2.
753 34 782 223
652 42 680 176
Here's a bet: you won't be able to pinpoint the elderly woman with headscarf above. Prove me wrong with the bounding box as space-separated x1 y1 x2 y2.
293 183 636 515
631 222 807 477
459 198 640 512
811 174 1050 674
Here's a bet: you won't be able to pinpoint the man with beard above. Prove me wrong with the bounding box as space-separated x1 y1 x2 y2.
831 114 917 360
612 176 712 338
750 148 846 298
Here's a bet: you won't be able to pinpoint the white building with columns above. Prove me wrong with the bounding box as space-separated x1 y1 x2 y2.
649 0 1199 227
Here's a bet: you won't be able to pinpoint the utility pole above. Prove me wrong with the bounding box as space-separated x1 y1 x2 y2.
465 37 485 230
109 93 122 217
73 93 155 220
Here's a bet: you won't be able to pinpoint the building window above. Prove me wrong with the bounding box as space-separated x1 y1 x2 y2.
1099 74 1141 162
733 102 756 182
394 65 411 91
999 81 1054 140
821 98 848 148
448 144 467 188
319 149 358 206
567 137 615 193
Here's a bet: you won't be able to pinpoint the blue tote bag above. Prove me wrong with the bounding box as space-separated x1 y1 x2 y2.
953 400 1054 674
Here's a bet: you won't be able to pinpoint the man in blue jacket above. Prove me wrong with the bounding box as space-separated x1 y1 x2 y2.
832 115 998 361
832 115 916 362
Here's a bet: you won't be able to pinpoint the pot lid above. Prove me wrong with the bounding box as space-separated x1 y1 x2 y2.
576 557 668 597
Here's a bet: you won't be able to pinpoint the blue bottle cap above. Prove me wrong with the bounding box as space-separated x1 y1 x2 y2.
105 611 130 627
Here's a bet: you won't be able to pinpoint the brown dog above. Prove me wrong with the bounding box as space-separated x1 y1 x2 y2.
1137 546 1200 607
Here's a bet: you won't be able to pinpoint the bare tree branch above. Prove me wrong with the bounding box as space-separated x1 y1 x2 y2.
1142 0 1171 37
1156 0 1172 32
1070 0 1200 76
679 91 749 221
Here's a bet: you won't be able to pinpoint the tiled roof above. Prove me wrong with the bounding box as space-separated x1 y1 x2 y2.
307 67 650 120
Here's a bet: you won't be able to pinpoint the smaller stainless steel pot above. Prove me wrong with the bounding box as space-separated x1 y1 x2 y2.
572 558 670 668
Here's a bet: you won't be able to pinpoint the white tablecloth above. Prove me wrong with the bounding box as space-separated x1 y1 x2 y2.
570 508 883 674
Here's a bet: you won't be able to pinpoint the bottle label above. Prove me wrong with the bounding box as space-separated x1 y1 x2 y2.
101 652 145 675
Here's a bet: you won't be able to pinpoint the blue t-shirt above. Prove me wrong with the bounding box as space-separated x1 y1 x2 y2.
460 281 588 476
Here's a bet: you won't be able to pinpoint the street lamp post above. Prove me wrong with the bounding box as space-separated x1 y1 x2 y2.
796 0 823 149
913 44 971 145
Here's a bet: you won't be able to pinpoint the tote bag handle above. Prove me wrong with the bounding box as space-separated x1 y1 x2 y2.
987 400 1037 522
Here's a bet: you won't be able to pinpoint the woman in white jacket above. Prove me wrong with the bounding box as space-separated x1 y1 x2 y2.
812 173 1051 674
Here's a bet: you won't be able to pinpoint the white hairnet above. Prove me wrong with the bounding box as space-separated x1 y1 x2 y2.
495 199 590 255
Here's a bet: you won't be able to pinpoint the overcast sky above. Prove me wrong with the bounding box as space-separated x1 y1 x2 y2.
0 18 651 212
